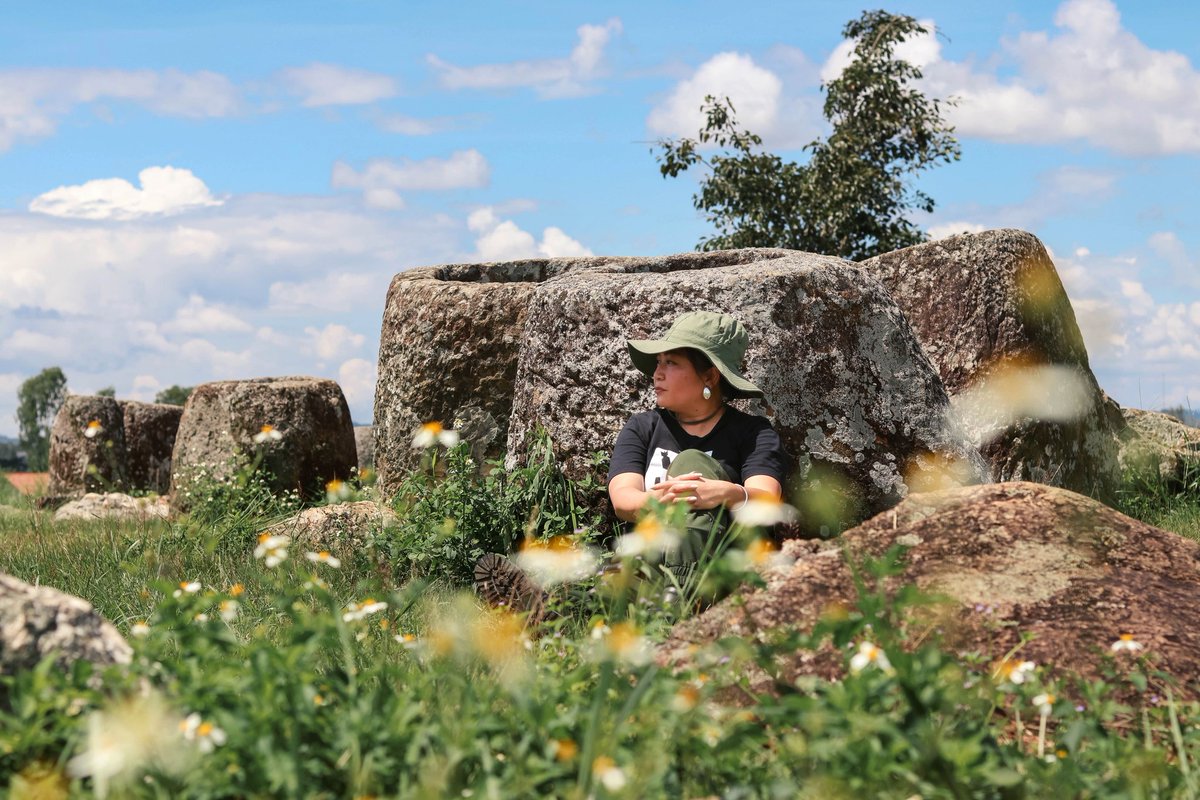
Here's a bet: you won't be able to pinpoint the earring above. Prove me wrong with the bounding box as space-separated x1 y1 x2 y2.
702 386 712 400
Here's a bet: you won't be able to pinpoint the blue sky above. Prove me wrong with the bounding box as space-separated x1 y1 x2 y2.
2 0 1199 436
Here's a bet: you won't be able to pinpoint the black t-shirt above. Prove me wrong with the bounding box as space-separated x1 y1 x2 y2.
607 407 790 488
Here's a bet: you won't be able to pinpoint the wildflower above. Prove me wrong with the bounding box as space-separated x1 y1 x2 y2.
84 420 103 439
672 684 700 712
67 693 183 798
325 479 352 503
394 632 419 648
252 424 282 444
229 583 245 596
514 535 600 587
614 515 681 560
849 641 893 674
343 598 388 622
219 600 240 622
994 658 1037 685
732 494 799 527
180 713 227 754
313 694 326 707
193 613 209 623
550 738 578 761
303 575 329 592
1032 692 1055 715
305 550 342 569
591 620 612 640
130 621 151 638
1111 633 1144 653
726 538 796 572
592 756 627 792
411 421 459 449
173 581 201 598
593 621 653 666
253 533 290 567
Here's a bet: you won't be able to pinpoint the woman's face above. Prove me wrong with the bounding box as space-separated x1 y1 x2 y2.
652 349 714 410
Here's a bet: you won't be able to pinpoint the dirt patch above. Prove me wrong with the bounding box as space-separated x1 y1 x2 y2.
4 473 48 495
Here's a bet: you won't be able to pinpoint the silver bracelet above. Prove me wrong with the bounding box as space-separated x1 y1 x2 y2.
735 484 749 510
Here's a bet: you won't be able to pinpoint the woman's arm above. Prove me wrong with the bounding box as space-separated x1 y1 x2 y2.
610 471 782 521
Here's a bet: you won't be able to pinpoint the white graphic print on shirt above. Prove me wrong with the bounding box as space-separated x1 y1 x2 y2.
644 446 713 487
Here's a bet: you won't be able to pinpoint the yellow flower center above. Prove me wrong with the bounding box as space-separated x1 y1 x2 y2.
1120 633 1134 641
230 583 245 596
421 421 444 434
197 722 213 737
554 739 579 761
260 424 275 434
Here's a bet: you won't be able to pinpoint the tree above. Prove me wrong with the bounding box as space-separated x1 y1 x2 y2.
656 10 960 261
96 386 116 397
16 367 67 471
155 385 193 406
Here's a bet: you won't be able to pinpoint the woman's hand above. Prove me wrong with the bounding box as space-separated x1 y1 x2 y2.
654 473 742 510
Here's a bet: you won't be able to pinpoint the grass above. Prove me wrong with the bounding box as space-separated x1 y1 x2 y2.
2 451 1200 797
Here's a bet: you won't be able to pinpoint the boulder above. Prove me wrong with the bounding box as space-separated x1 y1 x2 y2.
48 395 129 496
53 492 171 523
374 259 610 495
505 249 985 533
122 401 183 494
170 376 356 509
1119 407 1200 481
354 425 375 473
269 500 398 551
861 229 1123 499
661 482 1200 697
0 573 131 679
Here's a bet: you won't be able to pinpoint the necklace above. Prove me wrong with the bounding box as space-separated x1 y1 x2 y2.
672 404 725 426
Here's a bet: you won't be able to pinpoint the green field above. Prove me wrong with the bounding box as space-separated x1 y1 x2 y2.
2 454 1199 798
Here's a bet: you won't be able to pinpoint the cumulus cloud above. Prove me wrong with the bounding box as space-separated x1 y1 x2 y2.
29 166 223 221
331 150 490 208
917 0 1200 156
268 272 387 313
277 63 398 107
164 295 252 334
306 323 366 361
645 51 824 149
428 18 622 98
338 357 377 419
819 18 941 83
0 68 239 151
467 207 592 260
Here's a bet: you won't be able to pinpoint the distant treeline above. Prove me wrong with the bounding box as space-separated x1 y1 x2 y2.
1161 406 1200 427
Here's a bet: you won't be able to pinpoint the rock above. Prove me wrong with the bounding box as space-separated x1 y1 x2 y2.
0 573 131 680
354 425 375 473
506 249 985 533
170 376 356 509
1120 407 1200 481
374 260 593 495
661 482 1200 698
122 401 183 495
53 492 171 523
269 500 398 551
48 395 129 496
861 229 1123 499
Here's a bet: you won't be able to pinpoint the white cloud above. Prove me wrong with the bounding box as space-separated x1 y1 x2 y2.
428 18 622 99
331 150 490 207
0 68 239 151
268 272 388 313
306 323 366 361
927 221 988 241
164 295 252 334
645 51 824 149
468 207 592 260
29 166 222 221
4 329 72 360
277 63 398 107
921 0 1200 156
130 374 161 402
338 357 377 422
819 18 940 83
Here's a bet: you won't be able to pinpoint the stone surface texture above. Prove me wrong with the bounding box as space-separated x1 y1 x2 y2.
861 229 1123 498
374 259 630 495
170 376 356 508
122 401 183 494
1119 407 1200 481
48 395 129 495
269 500 398 551
506 249 985 531
661 482 1200 698
0 573 131 679
53 492 171 523
354 425 374 472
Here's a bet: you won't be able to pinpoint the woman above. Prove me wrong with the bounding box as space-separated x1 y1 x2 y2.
475 311 788 612
607 310 789 567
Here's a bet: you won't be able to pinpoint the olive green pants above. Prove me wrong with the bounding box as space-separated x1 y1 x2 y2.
664 449 732 568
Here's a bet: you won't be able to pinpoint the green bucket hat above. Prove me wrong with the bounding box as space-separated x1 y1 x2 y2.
627 311 764 399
